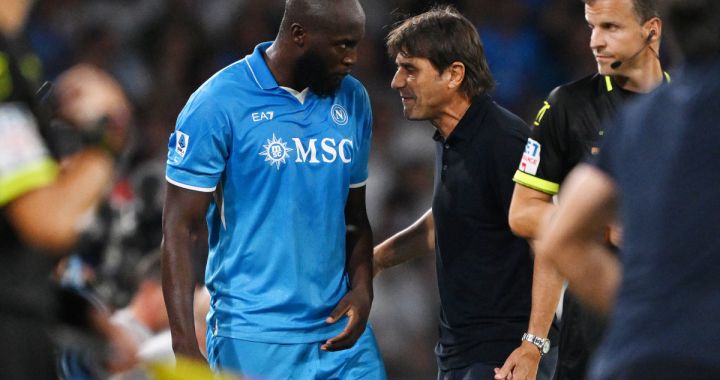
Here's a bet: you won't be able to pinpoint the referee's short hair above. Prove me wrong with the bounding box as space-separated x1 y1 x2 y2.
386 5 495 98
582 0 660 23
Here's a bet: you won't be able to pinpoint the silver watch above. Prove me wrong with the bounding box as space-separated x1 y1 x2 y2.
522 333 550 356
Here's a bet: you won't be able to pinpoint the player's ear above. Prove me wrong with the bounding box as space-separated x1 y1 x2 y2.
445 61 466 90
290 23 307 47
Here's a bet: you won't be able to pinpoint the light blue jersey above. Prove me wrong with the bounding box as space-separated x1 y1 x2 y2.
166 42 372 343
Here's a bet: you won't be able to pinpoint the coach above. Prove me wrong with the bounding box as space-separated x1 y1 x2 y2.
373 6 557 380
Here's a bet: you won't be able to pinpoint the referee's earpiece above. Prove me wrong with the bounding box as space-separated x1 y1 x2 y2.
611 29 658 69
647 29 657 42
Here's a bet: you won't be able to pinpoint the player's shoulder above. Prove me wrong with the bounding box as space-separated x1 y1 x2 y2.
183 60 253 112
337 75 370 101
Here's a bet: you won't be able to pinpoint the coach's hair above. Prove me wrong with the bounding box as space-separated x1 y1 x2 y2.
582 0 660 23
386 5 495 98
663 0 720 61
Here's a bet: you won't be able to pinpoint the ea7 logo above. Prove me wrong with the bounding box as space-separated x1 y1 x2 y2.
252 111 274 122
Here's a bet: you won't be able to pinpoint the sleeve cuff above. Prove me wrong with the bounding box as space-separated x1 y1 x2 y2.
165 176 216 192
0 159 59 206
513 170 559 195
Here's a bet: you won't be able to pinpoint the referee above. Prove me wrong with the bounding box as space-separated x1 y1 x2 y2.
496 1 670 379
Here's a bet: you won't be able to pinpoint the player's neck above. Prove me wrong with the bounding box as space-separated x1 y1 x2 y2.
613 56 664 94
431 95 472 139
263 42 304 92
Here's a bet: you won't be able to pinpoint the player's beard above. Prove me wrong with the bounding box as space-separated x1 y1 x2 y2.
294 50 343 97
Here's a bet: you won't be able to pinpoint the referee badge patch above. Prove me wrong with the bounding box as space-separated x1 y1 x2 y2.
175 131 189 157
520 138 541 175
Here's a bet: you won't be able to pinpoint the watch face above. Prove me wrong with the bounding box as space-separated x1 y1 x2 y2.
542 340 550 354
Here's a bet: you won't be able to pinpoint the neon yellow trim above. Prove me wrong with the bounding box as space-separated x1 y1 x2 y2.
0 52 12 101
19 54 43 83
0 159 58 206
513 170 560 195
150 356 225 380
604 76 613 92
664 71 671 83
533 101 551 127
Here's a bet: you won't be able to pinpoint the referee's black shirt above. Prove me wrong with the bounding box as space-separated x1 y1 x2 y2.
431 94 548 369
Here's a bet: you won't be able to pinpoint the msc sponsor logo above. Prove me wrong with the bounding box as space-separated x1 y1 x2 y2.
259 134 353 169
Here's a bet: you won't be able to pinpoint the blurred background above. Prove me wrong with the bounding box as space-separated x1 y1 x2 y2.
26 0 604 378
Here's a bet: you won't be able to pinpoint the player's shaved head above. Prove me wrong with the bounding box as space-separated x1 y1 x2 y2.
279 0 365 36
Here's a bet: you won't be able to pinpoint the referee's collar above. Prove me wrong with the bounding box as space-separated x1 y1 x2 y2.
245 42 279 90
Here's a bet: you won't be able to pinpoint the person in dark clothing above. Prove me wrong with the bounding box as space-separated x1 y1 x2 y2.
499 1 669 379
373 6 558 380
536 1 720 379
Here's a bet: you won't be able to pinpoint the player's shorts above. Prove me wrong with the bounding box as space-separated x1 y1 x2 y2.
206 325 386 380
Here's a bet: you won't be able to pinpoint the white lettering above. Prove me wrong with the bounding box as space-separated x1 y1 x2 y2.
293 138 320 163
321 138 337 163
252 112 274 122
338 139 353 163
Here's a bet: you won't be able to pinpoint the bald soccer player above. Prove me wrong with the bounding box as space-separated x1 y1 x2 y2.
161 0 386 378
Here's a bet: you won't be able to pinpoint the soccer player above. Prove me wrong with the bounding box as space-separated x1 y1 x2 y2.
535 2 720 379
161 0 386 378
497 1 669 379
373 6 557 380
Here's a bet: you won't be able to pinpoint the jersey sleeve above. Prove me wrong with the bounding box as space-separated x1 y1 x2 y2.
166 94 231 192
0 103 58 207
513 87 568 195
349 85 372 188
493 117 531 217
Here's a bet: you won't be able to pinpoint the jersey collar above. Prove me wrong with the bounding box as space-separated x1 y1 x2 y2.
245 42 279 90
603 71 671 92
432 93 492 143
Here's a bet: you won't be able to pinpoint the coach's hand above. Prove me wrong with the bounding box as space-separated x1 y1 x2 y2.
321 287 371 351
494 341 541 380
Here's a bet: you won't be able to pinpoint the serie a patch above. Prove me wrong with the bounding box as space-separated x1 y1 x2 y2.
175 131 189 157
519 138 541 175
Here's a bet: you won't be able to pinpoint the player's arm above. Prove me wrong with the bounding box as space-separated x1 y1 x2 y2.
372 208 434 277
323 186 374 352
161 183 212 361
537 164 620 315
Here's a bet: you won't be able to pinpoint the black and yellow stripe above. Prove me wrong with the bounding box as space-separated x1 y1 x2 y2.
512 170 559 195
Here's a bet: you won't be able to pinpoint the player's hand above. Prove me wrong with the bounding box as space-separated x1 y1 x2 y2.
173 339 207 363
321 287 371 351
493 341 541 380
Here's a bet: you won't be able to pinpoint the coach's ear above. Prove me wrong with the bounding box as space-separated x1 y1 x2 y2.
444 61 465 91
291 23 307 47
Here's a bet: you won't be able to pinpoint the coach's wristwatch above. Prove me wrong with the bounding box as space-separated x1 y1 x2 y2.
521 333 551 356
